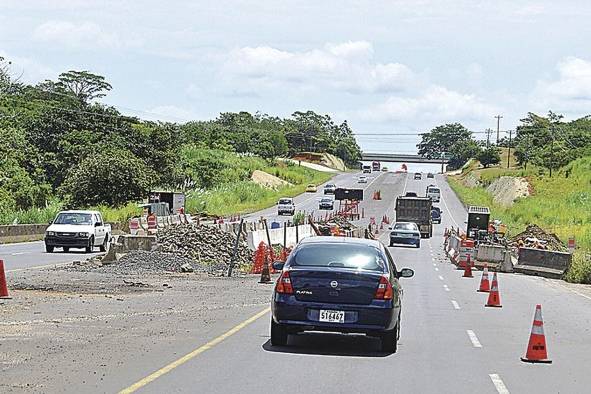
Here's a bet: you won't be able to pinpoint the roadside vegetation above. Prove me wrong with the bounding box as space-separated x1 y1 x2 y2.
0 56 361 224
449 156 591 283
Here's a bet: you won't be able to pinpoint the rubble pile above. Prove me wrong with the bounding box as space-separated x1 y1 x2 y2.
158 224 253 271
510 224 567 251
318 214 356 230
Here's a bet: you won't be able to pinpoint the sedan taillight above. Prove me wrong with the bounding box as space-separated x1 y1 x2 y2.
374 275 393 300
276 271 293 294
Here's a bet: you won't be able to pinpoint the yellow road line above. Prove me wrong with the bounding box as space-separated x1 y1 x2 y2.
119 307 271 394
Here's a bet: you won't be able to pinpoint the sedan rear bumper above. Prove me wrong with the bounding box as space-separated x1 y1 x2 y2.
272 295 397 334
390 236 420 246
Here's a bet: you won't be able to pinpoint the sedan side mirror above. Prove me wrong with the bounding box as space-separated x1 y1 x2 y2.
272 261 285 271
399 268 414 278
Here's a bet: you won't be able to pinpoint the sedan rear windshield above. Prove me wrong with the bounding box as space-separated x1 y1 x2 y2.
292 244 385 271
54 213 92 225
394 223 416 231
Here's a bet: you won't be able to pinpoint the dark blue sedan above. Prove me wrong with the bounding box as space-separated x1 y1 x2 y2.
270 236 414 352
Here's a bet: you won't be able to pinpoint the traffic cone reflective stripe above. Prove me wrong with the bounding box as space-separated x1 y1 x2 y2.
0 260 11 299
521 305 552 363
478 264 490 292
463 254 474 277
485 272 502 307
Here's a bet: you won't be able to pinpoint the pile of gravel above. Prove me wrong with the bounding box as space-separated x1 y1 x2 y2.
157 224 252 269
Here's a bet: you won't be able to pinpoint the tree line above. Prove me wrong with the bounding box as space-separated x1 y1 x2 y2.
417 113 591 171
0 57 361 211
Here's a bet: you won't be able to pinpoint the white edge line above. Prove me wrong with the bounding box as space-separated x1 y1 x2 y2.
467 330 482 348
436 180 460 229
6 262 71 273
451 300 460 310
489 374 510 394
443 285 450 292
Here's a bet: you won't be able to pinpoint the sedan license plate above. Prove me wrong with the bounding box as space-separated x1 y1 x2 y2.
319 310 345 323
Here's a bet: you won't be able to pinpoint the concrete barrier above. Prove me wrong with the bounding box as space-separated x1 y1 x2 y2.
0 222 124 243
102 235 157 263
514 247 572 279
476 244 505 263
247 224 314 250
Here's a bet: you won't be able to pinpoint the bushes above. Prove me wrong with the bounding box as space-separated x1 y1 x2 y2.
60 149 155 207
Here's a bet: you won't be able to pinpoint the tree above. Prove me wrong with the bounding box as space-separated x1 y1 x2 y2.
60 149 155 207
417 123 476 170
477 146 501 168
39 70 112 104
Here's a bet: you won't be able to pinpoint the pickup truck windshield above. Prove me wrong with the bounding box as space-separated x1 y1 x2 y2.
428 188 440 193
54 213 93 225
278 199 292 204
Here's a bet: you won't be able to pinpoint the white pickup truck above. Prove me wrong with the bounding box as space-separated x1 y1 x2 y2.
277 197 295 216
45 210 112 253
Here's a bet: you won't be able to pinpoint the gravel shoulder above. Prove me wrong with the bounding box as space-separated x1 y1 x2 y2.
1 268 273 393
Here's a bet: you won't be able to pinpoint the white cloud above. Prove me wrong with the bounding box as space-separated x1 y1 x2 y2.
532 57 591 115
359 85 498 125
32 20 140 49
0 51 56 83
222 41 416 94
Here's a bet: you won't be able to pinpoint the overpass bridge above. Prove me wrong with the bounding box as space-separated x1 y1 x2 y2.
361 152 449 164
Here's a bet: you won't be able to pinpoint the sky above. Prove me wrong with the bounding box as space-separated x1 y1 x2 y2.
1 0 591 163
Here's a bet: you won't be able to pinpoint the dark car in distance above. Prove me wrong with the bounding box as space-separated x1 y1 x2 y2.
270 237 414 353
431 206 442 224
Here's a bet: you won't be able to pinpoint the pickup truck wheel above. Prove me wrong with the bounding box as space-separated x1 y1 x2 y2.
85 237 94 253
45 244 54 253
99 235 109 252
381 327 398 353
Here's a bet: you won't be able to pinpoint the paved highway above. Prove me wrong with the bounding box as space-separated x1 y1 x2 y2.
113 172 591 394
0 240 102 272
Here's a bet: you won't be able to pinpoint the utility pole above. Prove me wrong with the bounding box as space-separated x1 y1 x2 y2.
495 115 503 144
507 130 512 168
486 128 492 148
549 125 554 177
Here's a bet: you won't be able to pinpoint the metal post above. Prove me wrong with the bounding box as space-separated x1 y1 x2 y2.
507 130 512 168
227 218 245 277
283 222 287 250
295 223 299 243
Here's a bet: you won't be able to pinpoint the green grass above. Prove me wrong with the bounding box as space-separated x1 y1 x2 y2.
186 165 332 216
0 199 63 225
449 156 591 283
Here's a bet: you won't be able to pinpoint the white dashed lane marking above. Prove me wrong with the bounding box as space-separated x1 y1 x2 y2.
489 374 510 394
467 330 482 348
451 300 460 310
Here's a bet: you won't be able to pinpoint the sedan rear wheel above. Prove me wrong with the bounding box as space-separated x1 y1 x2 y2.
381 326 398 353
270 318 288 346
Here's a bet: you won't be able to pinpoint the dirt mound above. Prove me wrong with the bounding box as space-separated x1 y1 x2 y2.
487 176 529 207
510 224 566 251
251 170 291 188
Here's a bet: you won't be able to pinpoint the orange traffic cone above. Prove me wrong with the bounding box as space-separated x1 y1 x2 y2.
477 263 490 292
0 260 11 299
485 272 502 307
463 254 473 278
521 305 552 363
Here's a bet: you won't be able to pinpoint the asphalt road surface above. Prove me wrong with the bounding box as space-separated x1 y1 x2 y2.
0 241 102 272
115 172 591 394
4 171 591 393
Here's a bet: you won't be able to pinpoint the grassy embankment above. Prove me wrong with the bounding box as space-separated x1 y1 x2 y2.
0 155 333 225
185 160 332 216
448 153 591 283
